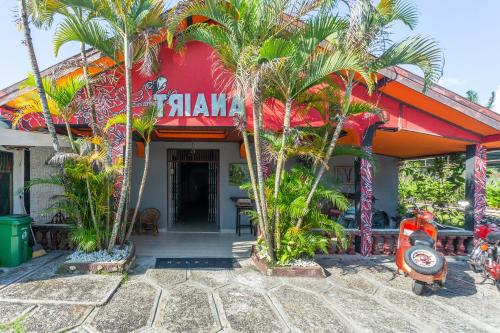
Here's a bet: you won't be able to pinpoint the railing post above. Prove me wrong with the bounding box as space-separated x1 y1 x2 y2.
436 236 445 253
382 235 391 255
392 235 398 255
372 235 380 255
444 236 456 256
456 236 467 256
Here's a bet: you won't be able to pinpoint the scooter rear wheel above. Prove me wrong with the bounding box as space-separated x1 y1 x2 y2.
404 245 444 275
412 280 425 295
496 280 500 292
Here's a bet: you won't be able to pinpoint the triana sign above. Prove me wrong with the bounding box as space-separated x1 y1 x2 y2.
140 76 244 118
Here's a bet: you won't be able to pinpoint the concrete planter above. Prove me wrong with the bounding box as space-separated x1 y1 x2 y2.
251 245 326 278
62 242 136 274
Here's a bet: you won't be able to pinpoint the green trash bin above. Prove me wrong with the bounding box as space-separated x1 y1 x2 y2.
0 215 32 267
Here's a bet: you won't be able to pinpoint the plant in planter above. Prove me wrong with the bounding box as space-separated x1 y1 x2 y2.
246 165 349 266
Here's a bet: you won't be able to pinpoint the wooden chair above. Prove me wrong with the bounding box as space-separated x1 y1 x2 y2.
140 208 160 236
126 208 142 235
235 199 255 236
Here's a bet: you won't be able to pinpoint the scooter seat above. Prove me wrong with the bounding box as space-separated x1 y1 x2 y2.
486 232 500 244
409 230 435 247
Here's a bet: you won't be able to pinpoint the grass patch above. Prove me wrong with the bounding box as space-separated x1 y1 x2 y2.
0 314 28 333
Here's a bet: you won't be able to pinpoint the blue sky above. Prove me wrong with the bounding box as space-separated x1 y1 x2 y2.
1 0 499 112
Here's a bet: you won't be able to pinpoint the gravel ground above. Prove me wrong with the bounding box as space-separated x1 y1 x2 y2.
66 245 131 263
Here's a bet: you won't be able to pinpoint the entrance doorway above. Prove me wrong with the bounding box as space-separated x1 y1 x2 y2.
167 149 219 232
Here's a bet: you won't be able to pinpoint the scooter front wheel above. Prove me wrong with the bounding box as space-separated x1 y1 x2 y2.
412 280 425 295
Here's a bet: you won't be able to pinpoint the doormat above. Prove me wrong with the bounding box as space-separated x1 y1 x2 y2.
155 258 240 269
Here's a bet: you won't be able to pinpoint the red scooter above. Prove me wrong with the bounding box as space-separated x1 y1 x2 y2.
469 223 500 291
396 211 447 295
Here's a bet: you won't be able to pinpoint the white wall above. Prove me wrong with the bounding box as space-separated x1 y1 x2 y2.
325 154 400 218
131 141 247 231
29 147 64 223
131 141 400 232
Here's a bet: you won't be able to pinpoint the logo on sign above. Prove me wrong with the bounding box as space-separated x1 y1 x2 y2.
139 76 244 118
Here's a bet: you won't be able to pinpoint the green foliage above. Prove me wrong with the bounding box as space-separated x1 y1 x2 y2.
486 171 500 209
245 166 348 264
26 137 120 251
70 227 99 253
0 313 27 333
398 154 465 226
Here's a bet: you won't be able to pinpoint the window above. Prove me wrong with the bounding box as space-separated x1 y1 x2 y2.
0 151 13 216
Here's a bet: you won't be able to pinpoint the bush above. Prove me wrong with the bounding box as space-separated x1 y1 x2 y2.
486 174 500 209
245 166 347 265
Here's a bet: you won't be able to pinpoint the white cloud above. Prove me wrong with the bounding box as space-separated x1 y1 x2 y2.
492 85 500 113
438 77 466 87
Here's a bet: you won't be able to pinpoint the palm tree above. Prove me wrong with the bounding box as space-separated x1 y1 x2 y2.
296 0 443 232
16 74 86 150
179 0 327 261
15 73 106 245
58 0 167 252
17 0 60 152
51 5 107 137
105 106 159 243
466 90 479 104
258 7 364 238
465 89 496 109
487 91 496 109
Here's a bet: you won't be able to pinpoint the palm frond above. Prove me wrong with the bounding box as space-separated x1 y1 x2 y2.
371 35 442 90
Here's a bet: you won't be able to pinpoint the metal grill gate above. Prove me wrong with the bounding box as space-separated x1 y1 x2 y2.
167 149 219 229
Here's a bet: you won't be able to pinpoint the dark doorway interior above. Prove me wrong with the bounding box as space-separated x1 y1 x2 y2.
177 162 210 229
168 149 219 232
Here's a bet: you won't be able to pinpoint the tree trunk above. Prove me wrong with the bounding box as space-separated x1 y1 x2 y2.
64 121 76 152
108 34 133 253
252 76 275 262
296 77 354 228
271 97 292 249
18 0 60 153
80 42 99 137
86 178 101 247
313 128 330 173
233 88 264 235
124 141 150 242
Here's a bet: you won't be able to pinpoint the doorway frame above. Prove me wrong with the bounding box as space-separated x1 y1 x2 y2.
166 149 220 232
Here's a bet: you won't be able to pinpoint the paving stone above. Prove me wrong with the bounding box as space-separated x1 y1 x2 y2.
0 273 122 305
359 265 414 292
66 327 90 333
379 287 485 333
155 284 220 332
129 256 156 278
232 267 282 290
283 276 332 293
270 285 350 333
325 286 422 333
146 269 187 288
90 281 158 333
326 265 378 294
0 302 34 324
0 252 63 289
189 269 233 289
430 290 500 330
217 283 284 333
447 264 499 297
22 304 92 333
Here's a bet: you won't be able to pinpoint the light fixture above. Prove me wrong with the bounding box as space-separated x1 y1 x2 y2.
155 129 228 139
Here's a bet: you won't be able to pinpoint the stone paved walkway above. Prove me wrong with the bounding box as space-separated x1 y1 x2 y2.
0 253 499 333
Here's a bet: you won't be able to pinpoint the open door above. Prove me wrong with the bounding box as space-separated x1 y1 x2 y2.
167 149 219 231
